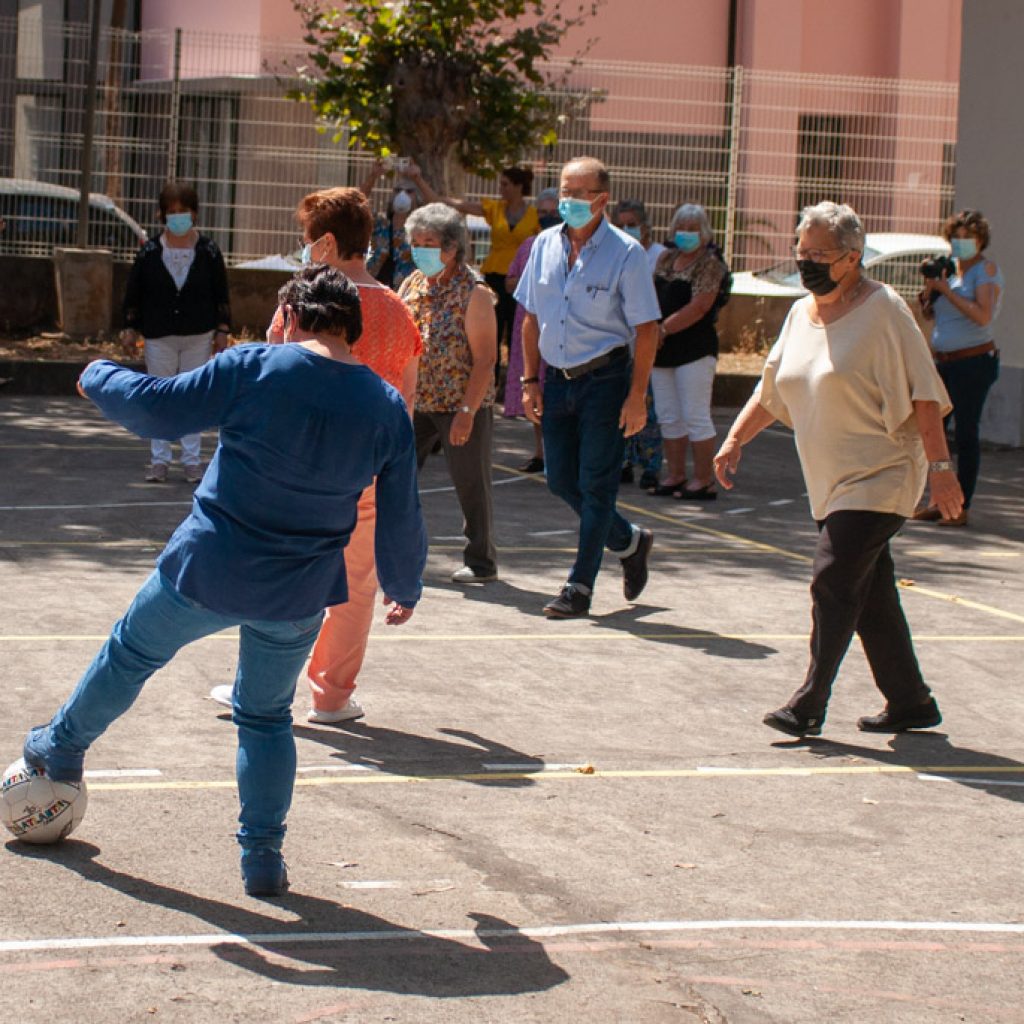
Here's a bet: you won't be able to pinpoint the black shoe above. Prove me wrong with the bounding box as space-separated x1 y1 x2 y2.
762 707 823 737
638 471 659 491
621 528 653 601
543 584 591 618
620 464 635 484
519 456 545 474
857 697 941 733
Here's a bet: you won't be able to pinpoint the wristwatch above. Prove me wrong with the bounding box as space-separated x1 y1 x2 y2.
520 375 539 385
928 460 954 473
459 405 472 415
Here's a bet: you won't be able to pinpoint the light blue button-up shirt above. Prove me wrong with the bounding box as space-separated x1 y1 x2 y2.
514 219 661 370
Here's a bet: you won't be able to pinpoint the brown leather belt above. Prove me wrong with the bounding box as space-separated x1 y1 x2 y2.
557 346 628 380
934 341 996 364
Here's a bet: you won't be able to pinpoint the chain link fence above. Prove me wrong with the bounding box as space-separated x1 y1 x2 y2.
1 16 958 271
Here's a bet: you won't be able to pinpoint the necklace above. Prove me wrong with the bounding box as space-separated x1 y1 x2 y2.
843 277 866 304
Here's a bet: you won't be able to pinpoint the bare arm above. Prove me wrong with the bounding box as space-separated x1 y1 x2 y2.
713 390 777 490
620 320 658 436
449 284 497 446
521 312 543 425
408 165 484 217
661 291 717 338
914 398 963 520
358 158 386 198
399 356 419 414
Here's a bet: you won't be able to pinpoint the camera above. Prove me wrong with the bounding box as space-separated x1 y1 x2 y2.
920 254 956 280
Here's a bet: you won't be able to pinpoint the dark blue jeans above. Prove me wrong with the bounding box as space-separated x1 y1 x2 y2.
542 353 635 591
938 351 999 507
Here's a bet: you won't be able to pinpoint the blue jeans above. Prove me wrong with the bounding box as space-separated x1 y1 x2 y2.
48 570 323 852
938 351 999 508
542 352 635 590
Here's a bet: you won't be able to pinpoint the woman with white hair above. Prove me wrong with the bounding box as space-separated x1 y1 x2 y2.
714 201 963 739
648 202 726 498
400 202 499 584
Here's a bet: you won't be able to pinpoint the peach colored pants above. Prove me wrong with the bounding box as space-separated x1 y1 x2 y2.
305 485 377 712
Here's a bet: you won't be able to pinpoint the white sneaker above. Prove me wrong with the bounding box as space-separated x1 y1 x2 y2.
307 700 365 724
451 566 498 584
183 463 204 484
209 684 233 709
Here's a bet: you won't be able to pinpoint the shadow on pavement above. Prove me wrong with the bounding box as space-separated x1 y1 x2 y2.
8 841 569 997
292 723 543 786
775 731 1024 805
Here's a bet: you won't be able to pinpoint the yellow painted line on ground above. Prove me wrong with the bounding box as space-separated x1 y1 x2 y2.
85 761 1024 792
493 462 1024 626
2 632 1023 644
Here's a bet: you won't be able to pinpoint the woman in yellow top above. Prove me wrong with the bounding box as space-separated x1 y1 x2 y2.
409 162 539 381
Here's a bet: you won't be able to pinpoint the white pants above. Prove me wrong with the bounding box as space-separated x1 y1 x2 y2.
143 333 213 465
650 355 717 441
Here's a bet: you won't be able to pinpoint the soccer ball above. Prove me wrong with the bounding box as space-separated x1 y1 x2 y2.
1 758 88 844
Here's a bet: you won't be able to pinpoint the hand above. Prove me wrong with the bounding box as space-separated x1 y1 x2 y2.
713 436 742 490
619 391 647 437
120 328 140 356
523 381 544 424
405 159 422 181
383 595 415 625
449 409 474 446
212 331 229 354
930 468 964 521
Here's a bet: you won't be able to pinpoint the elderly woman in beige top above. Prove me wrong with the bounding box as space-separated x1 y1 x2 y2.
714 201 963 739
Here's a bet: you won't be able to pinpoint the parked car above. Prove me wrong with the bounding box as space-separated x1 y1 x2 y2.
731 232 949 303
0 178 147 260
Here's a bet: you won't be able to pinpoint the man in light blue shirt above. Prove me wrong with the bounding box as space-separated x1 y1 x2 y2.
515 156 661 617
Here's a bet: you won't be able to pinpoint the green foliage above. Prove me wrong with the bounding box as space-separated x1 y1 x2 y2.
290 0 599 185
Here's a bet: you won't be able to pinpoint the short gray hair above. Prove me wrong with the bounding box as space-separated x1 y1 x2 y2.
613 198 649 225
671 202 713 242
796 201 865 253
405 202 468 262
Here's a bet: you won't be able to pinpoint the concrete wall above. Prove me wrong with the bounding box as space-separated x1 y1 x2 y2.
956 1 1024 446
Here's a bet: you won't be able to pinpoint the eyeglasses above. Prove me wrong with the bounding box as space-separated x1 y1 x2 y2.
559 189 605 200
793 246 847 263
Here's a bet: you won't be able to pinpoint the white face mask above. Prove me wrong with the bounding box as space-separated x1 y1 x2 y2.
392 190 413 214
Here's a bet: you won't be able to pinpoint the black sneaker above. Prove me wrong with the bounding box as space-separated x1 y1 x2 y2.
543 584 591 618
621 528 654 601
762 707 823 737
620 464 635 484
857 698 941 733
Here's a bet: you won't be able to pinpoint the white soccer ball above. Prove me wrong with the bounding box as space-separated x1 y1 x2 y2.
1 757 88 844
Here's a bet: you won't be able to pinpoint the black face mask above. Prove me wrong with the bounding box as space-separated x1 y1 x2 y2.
796 258 841 296
538 214 561 230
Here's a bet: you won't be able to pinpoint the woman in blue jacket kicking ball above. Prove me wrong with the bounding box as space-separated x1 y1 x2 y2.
22 265 427 897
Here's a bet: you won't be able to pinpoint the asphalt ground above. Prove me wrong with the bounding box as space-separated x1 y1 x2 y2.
1 395 1023 1024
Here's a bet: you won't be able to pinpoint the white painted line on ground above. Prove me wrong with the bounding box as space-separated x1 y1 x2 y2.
340 879 454 890
83 769 162 779
483 762 578 771
724 507 754 515
4 918 1024 955
0 500 192 512
432 535 465 541
528 529 575 536
768 499 794 506
340 880 403 889
918 774 1024 788
420 476 527 496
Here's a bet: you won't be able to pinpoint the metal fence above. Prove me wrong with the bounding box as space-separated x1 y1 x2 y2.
0 16 958 272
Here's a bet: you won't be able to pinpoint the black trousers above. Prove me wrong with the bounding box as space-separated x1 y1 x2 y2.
787 510 932 719
938 351 999 508
484 271 517 379
414 407 497 576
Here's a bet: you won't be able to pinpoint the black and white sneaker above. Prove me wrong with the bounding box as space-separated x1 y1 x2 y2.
543 584 591 619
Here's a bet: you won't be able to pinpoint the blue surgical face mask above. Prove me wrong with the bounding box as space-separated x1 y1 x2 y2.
165 212 194 236
621 224 642 241
675 230 701 253
412 246 445 277
950 237 977 261
558 197 596 230
300 242 313 266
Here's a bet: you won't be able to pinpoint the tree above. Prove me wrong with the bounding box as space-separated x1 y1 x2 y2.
290 0 600 191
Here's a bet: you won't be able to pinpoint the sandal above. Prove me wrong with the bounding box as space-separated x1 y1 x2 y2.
675 483 717 501
649 480 686 497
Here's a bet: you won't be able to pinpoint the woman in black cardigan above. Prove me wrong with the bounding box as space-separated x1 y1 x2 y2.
121 181 231 483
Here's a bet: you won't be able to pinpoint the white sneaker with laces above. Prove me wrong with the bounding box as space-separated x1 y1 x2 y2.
209 684 233 709
451 566 498 584
307 700 365 724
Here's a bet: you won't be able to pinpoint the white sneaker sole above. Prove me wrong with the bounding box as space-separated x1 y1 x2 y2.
307 703 365 724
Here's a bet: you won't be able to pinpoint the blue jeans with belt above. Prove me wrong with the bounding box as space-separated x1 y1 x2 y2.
46 570 323 852
541 350 635 590
937 350 999 508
